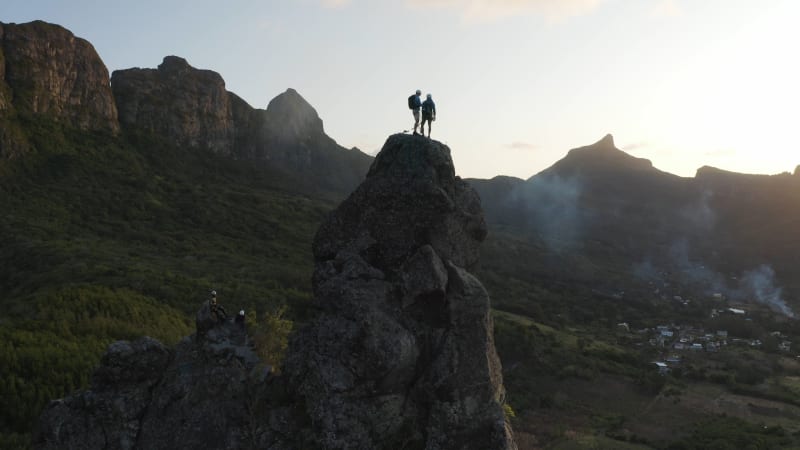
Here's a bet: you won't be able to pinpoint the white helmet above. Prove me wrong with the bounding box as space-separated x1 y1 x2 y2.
239 310 245 316
211 290 217 296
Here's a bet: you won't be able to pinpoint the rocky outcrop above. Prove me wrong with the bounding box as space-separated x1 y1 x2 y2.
35 312 267 450
0 20 119 133
111 56 235 155
285 134 516 449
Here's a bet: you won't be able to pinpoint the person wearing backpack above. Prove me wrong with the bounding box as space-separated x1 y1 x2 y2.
408 89 422 135
420 94 436 138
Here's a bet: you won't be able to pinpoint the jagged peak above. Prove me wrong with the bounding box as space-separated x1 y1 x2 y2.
157 55 191 73
267 88 317 116
595 133 615 149
540 134 654 178
265 88 324 137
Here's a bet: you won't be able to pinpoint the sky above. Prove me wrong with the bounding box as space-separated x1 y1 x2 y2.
1 0 798 180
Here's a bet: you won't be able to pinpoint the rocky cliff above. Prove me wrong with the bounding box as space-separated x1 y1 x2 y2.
0 20 119 133
34 134 516 450
112 56 371 194
0 20 369 194
111 56 235 155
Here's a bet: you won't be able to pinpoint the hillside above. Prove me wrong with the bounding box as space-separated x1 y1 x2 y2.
3 19 800 450
470 133 800 315
0 20 366 447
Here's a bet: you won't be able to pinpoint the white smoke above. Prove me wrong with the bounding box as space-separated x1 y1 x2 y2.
632 241 796 318
510 174 583 251
739 265 794 318
680 189 716 231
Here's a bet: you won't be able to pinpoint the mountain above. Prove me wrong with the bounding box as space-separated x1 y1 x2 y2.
0 20 119 158
4 18 800 449
469 133 800 316
0 20 371 196
0 20 371 446
111 55 371 195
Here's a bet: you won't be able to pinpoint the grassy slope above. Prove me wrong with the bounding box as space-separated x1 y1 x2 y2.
3 115 800 449
0 117 334 444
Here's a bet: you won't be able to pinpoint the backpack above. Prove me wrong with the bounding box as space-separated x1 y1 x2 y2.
408 95 416 110
421 100 432 115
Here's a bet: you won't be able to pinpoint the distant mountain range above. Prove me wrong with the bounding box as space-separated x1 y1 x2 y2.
470 134 800 316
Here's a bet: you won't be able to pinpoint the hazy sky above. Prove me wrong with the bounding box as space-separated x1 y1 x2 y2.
2 0 798 179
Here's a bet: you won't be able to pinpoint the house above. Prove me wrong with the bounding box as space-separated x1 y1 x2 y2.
674 342 686 350
617 322 630 332
652 362 670 375
728 308 746 315
716 330 728 338
690 343 704 351
712 293 724 301
666 356 681 364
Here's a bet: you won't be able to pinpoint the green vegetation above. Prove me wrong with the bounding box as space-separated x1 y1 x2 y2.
251 306 294 373
667 417 794 450
4 114 800 450
0 117 332 443
483 227 800 449
0 286 191 435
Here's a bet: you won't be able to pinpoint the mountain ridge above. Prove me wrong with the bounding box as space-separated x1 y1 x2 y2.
0 20 370 196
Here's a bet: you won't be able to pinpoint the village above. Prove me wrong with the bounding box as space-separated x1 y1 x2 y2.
617 302 795 375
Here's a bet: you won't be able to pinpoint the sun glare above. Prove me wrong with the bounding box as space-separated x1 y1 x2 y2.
654 1 800 175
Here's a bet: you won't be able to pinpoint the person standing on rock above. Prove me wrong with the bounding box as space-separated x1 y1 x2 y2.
420 94 436 138
209 290 227 323
408 89 423 135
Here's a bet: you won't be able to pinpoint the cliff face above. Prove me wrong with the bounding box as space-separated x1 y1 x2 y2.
111 56 235 155
111 56 371 194
285 134 516 449
0 20 370 194
34 135 517 450
0 20 119 133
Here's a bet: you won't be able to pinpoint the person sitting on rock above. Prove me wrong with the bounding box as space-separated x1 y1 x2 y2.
420 93 436 138
209 290 228 323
